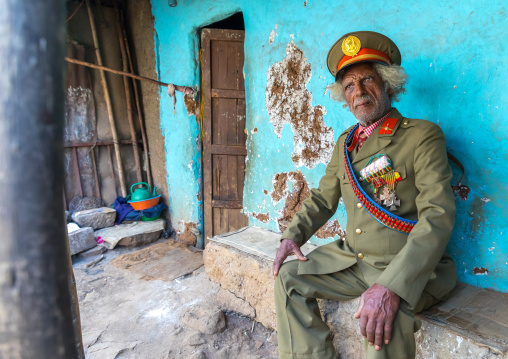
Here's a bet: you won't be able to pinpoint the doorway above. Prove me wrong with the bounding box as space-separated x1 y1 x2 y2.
201 13 248 243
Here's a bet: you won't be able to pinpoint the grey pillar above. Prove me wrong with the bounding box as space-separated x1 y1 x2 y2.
0 1 81 358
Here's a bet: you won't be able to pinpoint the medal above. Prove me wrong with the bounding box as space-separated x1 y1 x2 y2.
360 155 402 211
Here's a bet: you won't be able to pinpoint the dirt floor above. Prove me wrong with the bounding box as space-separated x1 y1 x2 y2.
72 238 278 359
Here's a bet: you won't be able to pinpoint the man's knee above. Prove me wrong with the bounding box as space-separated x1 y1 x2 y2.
275 259 300 293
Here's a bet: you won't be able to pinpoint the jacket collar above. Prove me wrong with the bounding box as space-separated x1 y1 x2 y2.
351 108 404 164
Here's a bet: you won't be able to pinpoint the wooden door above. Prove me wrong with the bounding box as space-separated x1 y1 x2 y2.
201 29 248 243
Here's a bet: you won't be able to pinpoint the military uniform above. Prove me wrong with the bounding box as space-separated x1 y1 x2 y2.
275 32 456 359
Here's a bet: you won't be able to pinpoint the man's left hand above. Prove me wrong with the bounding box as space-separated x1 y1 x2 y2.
354 283 400 350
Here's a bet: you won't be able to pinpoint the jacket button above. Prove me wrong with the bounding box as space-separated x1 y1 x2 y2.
355 228 362 234
341 175 345 180
357 203 363 209
403 120 409 125
358 253 364 259
342 237 346 241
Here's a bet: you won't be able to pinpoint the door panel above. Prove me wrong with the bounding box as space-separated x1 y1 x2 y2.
202 29 248 243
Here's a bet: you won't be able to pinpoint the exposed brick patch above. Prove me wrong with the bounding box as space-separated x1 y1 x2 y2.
266 42 334 169
271 171 345 239
177 221 199 246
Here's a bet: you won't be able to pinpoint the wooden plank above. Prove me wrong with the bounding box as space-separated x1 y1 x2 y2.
216 40 228 89
203 28 245 41
64 139 142 148
72 147 83 197
202 30 213 243
218 154 229 200
210 145 247 156
212 154 222 200
237 99 247 146
237 155 245 200
211 88 245 99
228 207 239 233
212 199 243 209
213 207 221 237
226 98 237 146
227 155 238 200
220 206 229 235
90 146 101 200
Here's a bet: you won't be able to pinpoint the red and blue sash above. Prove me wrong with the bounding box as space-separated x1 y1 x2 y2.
343 124 416 234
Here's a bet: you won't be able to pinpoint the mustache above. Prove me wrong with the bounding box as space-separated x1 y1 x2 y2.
353 95 372 107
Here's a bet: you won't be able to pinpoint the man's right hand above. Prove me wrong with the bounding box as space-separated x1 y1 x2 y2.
272 239 308 279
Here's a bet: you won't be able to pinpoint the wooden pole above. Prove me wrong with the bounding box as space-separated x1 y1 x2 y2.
0 0 82 357
85 0 127 197
114 3 142 183
64 57 194 94
120 10 153 188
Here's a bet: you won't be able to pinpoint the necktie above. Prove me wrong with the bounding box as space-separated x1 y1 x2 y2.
357 130 367 150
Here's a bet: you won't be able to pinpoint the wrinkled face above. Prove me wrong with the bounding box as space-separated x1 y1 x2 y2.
341 63 392 127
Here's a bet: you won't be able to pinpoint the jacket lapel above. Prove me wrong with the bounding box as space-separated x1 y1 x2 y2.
352 109 404 164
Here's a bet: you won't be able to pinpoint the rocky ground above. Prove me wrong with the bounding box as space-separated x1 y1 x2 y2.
72 238 279 359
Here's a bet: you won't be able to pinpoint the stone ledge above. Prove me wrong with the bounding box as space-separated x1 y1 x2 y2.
204 226 507 359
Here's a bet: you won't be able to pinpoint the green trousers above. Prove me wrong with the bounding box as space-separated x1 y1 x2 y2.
275 260 438 359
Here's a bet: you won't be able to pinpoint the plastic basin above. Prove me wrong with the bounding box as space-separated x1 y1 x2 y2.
128 195 161 210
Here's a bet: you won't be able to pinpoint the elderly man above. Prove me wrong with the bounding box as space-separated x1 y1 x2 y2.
273 31 456 359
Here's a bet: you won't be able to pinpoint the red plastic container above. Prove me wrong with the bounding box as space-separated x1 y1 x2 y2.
128 195 161 210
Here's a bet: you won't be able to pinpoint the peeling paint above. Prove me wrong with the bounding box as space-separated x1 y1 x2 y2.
266 42 334 169
454 184 471 201
177 221 199 247
183 93 200 121
251 127 258 134
250 212 270 223
473 267 489 275
271 171 345 239
314 220 346 240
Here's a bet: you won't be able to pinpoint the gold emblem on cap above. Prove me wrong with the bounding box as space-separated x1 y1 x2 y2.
342 35 361 57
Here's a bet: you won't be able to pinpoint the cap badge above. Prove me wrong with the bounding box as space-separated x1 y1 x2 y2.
342 35 361 57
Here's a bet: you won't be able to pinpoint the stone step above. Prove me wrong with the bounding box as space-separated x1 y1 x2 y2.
68 227 96 255
203 226 508 359
94 219 165 249
72 207 116 230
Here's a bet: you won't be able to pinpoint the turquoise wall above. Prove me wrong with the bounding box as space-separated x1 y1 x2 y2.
151 0 507 292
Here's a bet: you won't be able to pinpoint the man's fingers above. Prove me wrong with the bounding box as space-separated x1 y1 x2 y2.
366 317 376 345
383 316 394 345
374 321 385 350
294 248 308 261
272 259 282 278
354 296 364 319
358 312 368 338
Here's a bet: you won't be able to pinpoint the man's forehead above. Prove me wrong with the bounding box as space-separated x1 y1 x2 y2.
341 63 378 81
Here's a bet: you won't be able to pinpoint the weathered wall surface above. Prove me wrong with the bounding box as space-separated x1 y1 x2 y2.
125 1 169 224
151 0 508 292
66 2 142 206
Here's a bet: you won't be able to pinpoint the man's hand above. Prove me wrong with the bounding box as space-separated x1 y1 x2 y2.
272 239 308 279
354 283 400 350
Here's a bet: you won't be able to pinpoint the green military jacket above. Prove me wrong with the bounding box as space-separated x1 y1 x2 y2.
281 109 456 308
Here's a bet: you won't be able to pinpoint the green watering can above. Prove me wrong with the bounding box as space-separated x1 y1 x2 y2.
130 182 157 201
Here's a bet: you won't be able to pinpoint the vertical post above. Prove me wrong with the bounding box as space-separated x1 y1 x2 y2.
121 9 153 188
114 3 142 183
0 0 81 358
86 0 127 197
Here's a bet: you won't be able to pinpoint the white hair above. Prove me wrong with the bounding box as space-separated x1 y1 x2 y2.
327 63 408 103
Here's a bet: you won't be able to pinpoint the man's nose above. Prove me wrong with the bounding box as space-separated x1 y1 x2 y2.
354 82 366 96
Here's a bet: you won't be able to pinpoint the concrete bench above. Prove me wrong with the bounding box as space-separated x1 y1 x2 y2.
203 226 508 359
